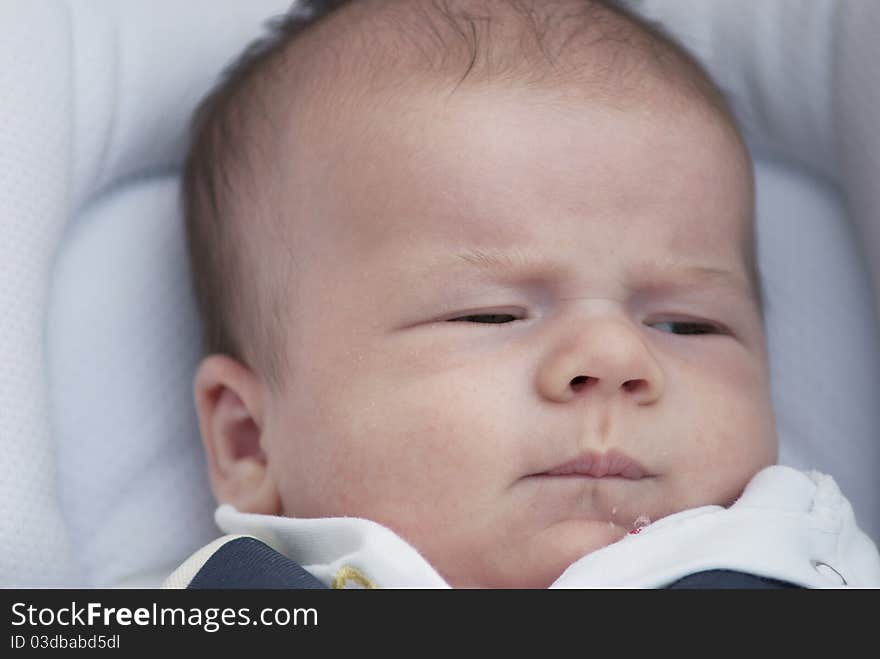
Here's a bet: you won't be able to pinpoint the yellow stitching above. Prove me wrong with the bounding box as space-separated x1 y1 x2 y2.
331 565 377 589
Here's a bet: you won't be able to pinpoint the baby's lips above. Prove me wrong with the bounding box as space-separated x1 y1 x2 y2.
543 449 647 479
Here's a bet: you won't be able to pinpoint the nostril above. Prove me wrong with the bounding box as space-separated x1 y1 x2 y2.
622 379 644 393
570 375 595 392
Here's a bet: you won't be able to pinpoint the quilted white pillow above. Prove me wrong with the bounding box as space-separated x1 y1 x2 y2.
1 0 291 587
1 0 878 587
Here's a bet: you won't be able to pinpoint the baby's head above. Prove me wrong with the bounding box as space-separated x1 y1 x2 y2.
184 0 777 587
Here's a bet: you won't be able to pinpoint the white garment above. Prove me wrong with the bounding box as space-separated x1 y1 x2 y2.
164 466 880 588
554 465 880 587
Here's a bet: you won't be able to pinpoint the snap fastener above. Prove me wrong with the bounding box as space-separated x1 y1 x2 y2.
812 561 846 586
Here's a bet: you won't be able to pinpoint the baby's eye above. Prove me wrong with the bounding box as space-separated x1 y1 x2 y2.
447 313 519 324
650 321 722 335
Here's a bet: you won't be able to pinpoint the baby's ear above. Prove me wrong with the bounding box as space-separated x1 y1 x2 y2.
193 355 281 515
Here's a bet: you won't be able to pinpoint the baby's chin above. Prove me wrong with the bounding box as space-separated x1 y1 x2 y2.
439 519 630 589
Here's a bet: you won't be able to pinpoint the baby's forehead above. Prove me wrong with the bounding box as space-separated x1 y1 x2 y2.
281 102 755 287
257 0 757 290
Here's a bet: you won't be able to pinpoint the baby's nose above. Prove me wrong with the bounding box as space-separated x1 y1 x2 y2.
535 319 664 404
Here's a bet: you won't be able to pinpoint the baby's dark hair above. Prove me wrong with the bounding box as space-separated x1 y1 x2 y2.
183 0 758 390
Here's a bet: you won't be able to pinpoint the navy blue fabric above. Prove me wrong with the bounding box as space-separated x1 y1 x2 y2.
665 569 802 589
187 537 327 589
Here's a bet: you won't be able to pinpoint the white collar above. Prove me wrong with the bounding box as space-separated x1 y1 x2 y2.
552 466 879 588
215 505 451 588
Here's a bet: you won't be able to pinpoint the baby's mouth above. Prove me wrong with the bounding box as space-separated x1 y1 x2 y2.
536 449 648 480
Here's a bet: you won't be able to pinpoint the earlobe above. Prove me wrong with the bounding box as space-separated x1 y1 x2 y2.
193 355 281 515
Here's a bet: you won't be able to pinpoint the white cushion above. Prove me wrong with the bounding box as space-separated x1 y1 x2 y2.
754 159 880 539
48 176 218 587
1 0 291 587
1 0 878 586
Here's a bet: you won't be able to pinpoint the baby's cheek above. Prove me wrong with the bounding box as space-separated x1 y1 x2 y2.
700 406 777 505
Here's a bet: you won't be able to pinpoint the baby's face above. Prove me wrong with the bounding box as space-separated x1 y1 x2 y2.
262 87 777 587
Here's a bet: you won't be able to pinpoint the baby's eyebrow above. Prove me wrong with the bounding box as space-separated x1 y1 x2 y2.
648 264 754 295
454 247 545 273
452 247 754 296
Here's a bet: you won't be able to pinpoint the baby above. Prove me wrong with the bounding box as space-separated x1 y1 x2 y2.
171 0 879 588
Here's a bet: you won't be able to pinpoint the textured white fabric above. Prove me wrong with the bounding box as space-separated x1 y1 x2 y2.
48 177 219 587
753 159 880 541
554 466 880 588
1 0 879 587
0 0 291 587
0 0 78 587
